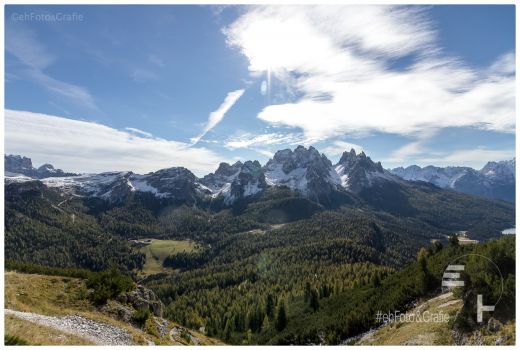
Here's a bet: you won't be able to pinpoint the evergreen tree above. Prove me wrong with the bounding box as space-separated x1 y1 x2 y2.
265 293 275 319
261 315 270 332
417 247 429 272
275 302 287 331
309 288 320 311
449 234 460 247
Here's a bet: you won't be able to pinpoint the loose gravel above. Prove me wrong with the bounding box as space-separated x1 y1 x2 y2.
5 309 133 345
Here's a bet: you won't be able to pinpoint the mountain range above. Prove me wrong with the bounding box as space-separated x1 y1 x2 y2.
5 147 515 204
5 154 77 179
5 146 515 345
390 159 515 203
5 147 398 206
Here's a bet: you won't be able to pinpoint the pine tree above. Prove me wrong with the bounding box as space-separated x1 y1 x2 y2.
223 319 232 342
275 302 287 331
309 288 320 311
449 234 459 247
265 293 275 319
417 247 429 272
304 281 312 303
261 315 270 332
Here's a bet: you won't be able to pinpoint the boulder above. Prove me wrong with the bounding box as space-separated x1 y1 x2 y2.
487 317 502 332
117 285 164 317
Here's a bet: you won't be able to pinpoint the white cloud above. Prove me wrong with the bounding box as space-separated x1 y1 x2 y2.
253 148 275 158
27 69 98 110
224 5 515 142
388 141 424 162
322 140 364 157
191 89 245 144
125 127 154 138
388 129 439 162
418 148 515 168
5 24 55 70
5 23 97 110
489 52 515 76
5 109 225 176
224 132 302 150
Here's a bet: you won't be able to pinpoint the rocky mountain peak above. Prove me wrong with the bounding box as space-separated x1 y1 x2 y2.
481 158 515 178
214 161 242 177
390 158 515 203
338 148 357 164
200 159 266 203
264 145 339 202
5 154 76 179
335 149 392 192
5 154 33 173
337 149 384 174
266 145 332 175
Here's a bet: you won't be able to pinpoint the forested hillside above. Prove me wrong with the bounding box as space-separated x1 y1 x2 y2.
4 160 515 345
5 181 144 271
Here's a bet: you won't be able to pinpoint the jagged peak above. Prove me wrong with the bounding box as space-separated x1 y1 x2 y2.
38 163 55 170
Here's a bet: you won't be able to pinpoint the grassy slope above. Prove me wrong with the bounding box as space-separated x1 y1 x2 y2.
357 292 462 345
4 271 222 345
139 239 197 275
267 235 515 345
356 292 515 345
5 315 94 345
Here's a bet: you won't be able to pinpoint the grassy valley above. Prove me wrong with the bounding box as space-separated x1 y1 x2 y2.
137 239 199 275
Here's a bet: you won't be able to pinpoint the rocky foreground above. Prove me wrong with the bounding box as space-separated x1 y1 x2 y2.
5 309 133 345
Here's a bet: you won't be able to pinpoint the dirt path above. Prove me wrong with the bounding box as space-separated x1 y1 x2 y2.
5 309 133 345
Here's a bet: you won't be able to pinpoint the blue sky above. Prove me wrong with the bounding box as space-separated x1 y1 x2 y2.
4 5 515 175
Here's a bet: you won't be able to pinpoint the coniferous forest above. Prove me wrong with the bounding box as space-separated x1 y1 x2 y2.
4 177 515 344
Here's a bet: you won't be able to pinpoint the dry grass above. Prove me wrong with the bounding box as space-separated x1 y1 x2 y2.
5 271 92 315
4 271 224 345
5 315 94 345
4 271 151 344
357 292 462 345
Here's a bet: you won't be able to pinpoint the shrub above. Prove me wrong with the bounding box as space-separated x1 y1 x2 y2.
144 317 160 337
5 335 29 345
132 308 152 327
86 267 134 305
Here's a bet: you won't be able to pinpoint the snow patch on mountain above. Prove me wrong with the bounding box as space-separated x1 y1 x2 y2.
264 164 309 193
390 158 516 203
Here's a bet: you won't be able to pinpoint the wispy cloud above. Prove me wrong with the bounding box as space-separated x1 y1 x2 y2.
417 147 515 168
5 23 98 111
125 127 154 138
388 141 425 162
224 132 302 150
191 89 245 145
322 140 364 158
148 54 165 68
5 109 225 176
27 69 98 110
224 5 515 142
388 129 439 163
131 68 159 82
5 24 55 70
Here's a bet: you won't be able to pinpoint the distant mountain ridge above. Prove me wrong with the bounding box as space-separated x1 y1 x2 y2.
390 159 515 203
5 154 77 179
5 147 398 205
4 148 515 204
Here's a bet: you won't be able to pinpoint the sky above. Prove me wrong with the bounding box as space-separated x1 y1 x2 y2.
4 5 516 176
